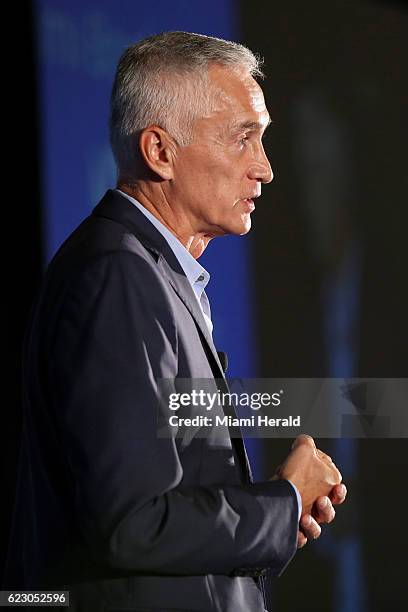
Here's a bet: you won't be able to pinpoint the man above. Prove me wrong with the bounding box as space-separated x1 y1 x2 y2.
6 32 346 611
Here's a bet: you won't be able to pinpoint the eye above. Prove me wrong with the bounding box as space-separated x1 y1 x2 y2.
238 134 249 147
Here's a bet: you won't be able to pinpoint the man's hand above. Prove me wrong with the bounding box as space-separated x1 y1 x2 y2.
276 435 342 516
297 483 347 548
273 435 345 548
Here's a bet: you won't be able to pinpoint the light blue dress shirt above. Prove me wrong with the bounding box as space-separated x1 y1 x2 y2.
118 190 213 335
117 189 302 521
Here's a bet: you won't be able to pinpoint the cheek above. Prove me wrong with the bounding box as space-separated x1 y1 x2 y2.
176 153 216 189
188 168 233 201
204 159 244 192
175 149 244 203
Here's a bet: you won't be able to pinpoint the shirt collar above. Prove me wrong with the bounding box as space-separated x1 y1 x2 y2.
116 190 210 296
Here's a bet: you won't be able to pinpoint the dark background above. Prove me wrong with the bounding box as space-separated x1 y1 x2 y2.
243 1 408 609
4 1 408 610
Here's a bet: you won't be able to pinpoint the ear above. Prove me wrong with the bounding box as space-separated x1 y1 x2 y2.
138 126 177 180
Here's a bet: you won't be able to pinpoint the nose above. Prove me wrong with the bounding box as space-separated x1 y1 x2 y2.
248 143 273 184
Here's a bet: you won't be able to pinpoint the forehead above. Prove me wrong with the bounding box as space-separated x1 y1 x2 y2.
205 63 270 129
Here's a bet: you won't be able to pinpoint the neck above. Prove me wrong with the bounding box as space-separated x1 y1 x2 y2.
117 180 212 258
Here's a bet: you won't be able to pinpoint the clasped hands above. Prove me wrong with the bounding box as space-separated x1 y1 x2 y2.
275 435 347 548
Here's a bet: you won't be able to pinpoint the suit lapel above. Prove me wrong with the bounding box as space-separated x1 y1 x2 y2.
156 255 252 483
156 256 226 372
93 190 226 375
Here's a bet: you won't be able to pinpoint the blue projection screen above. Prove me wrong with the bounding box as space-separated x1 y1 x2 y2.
34 1 260 475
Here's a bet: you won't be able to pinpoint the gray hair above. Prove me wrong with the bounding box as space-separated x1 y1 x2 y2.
109 31 264 181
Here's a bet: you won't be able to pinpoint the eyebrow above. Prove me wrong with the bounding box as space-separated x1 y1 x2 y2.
231 117 272 132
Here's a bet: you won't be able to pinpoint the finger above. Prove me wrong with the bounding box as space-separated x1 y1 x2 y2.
291 434 316 450
300 514 322 540
297 530 308 549
330 483 347 505
313 496 336 524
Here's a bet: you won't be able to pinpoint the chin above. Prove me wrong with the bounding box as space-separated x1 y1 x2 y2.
215 214 252 237
238 214 252 235
227 219 252 236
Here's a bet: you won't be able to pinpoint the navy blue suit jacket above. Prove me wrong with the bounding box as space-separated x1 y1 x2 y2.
5 190 298 611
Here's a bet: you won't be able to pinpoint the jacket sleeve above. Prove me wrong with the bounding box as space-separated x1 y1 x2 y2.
48 251 298 578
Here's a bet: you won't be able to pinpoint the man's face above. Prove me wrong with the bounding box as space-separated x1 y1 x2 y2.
169 64 273 238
